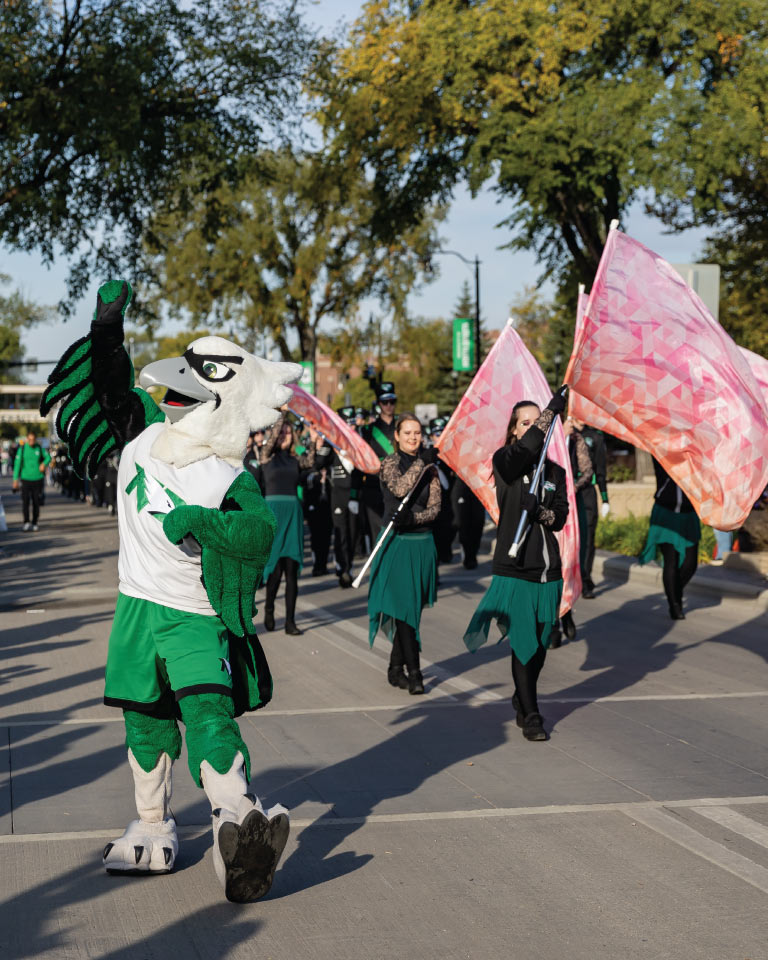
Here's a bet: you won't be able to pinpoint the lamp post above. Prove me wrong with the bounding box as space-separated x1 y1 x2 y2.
435 248 481 373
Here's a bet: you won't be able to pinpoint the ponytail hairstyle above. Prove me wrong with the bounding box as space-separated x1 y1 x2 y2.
394 412 423 451
504 400 541 446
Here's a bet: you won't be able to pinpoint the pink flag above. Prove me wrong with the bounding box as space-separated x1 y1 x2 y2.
290 385 380 474
436 322 581 615
566 229 768 529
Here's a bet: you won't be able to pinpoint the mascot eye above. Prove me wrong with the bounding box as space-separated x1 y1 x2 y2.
201 361 231 381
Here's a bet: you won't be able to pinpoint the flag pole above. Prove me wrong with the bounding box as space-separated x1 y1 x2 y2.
352 464 437 589
508 386 568 559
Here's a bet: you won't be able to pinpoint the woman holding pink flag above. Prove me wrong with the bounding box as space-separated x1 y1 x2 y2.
462 392 569 742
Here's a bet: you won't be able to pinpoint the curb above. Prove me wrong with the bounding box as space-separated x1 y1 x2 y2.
593 550 768 608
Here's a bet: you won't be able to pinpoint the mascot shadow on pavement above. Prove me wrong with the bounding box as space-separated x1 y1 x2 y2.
41 280 301 903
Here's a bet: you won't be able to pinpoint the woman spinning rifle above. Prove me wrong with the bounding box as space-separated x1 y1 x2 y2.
258 409 322 635
463 393 568 741
367 414 441 695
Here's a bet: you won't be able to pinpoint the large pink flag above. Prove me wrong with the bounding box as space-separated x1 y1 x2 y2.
436 322 581 615
566 228 768 529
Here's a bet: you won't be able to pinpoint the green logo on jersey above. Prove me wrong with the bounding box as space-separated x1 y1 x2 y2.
126 463 186 517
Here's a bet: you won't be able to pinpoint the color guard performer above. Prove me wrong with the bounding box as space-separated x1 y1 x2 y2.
463 393 568 740
359 382 398 545
367 414 441 695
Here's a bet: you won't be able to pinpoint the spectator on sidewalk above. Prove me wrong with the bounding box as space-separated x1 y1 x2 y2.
12 432 50 531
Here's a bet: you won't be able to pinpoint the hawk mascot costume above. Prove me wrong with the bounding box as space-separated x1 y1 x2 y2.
41 280 301 903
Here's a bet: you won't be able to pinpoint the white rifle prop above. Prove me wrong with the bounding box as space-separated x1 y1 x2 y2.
508 386 568 559
352 463 437 589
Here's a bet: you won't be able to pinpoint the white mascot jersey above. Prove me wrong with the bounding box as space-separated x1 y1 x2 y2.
116 422 242 615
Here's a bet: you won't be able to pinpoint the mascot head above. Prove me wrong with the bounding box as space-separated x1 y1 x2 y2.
139 336 301 467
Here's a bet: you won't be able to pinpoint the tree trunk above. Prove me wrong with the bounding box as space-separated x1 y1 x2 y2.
635 447 653 482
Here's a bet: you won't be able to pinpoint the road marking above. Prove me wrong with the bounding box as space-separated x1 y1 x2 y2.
626 806 768 896
539 691 768 704
691 805 768 848
5 795 768 843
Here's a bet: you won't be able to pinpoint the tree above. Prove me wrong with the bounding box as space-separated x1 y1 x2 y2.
143 147 444 362
0 274 54 384
316 0 765 286
0 0 311 311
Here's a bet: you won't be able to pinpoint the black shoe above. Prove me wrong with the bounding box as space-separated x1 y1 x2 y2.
561 611 576 641
311 566 327 577
338 571 352 588
284 621 303 636
388 665 409 689
463 557 478 570
522 713 548 741
669 603 685 620
512 692 525 728
408 669 425 695
580 585 595 599
264 608 275 631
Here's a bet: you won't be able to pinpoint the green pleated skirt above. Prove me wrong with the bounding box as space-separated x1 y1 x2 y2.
263 495 305 579
463 575 563 664
638 503 701 567
368 531 437 649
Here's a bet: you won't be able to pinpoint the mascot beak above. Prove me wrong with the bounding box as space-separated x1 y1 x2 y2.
139 356 216 423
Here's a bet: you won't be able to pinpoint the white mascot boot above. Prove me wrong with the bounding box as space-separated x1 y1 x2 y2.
201 751 290 903
103 750 179 875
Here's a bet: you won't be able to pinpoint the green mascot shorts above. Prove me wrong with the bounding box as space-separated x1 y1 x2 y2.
104 593 233 714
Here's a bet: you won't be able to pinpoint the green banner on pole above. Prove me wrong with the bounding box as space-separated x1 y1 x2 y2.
452 317 475 372
299 360 315 394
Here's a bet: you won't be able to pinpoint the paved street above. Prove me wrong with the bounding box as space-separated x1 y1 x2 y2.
2 481 768 959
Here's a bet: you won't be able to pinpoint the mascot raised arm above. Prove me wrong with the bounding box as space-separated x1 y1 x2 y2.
41 280 301 903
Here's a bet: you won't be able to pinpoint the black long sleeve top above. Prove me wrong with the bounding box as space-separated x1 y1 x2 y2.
379 449 441 533
491 409 569 582
652 458 695 513
257 414 316 498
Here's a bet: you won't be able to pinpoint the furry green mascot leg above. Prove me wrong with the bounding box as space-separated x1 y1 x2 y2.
179 693 289 903
102 711 182 875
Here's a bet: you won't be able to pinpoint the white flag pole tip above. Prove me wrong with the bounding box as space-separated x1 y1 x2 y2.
609 219 619 232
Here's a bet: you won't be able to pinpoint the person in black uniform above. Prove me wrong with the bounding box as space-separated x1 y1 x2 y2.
359 382 397 546
303 453 333 576
463 393 569 741
639 458 700 619
424 416 456 565
571 419 610 598
451 478 486 570
318 406 360 588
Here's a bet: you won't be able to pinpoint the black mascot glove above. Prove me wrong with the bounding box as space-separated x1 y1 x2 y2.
392 506 414 529
522 493 539 516
93 279 132 328
545 388 567 415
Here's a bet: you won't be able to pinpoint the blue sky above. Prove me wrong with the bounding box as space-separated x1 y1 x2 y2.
7 0 709 368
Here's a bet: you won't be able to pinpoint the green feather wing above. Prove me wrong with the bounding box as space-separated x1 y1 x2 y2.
39 335 162 479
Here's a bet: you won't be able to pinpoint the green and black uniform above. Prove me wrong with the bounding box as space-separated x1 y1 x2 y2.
368 449 441 688
13 440 50 525
359 416 396 545
463 408 568 721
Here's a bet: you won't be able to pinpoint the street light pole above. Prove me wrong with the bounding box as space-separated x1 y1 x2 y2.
435 248 482 373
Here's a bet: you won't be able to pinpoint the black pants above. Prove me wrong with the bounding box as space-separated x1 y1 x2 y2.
21 479 43 524
306 501 332 572
511 642 547 717
330 488 354 574
432 497 456 564
364 500 385 551
659 543 698 610
389 620 420 673
580 485 598 586
265 558 300 625
452 481 485 566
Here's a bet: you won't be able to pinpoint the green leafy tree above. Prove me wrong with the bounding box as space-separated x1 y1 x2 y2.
0 274 54 384
0 0 311 311
316 0 764 286
143 147 444 362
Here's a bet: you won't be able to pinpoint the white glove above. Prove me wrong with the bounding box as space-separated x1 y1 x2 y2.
339 453 354 474
601 501 610 518
348 500 359 516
